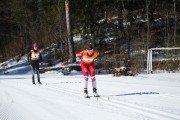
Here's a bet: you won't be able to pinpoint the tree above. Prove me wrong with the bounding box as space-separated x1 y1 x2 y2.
65 0 75 63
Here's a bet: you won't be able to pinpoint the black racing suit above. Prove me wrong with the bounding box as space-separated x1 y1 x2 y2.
28 49 43 83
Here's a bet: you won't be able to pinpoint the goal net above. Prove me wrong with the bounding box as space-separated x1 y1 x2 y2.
147 47 180 74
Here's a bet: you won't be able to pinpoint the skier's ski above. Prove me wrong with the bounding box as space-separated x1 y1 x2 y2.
94 95 100 97
93 92 100 97
84 95 100 98
33 81 45 86
37 83 47 86
84 96 90 98
84 93 90 98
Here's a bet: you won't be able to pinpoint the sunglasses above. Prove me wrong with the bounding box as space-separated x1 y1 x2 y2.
86 49 93 52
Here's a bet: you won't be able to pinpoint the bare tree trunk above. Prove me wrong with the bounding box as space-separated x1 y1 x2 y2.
146 0 150 50
113 42 118 67
173 0 176 46
165 12 169 47
65 0 75 63
167 13 170 47
25 27 31 52
117 0 123 29
37 0 44 44
165 17 167 47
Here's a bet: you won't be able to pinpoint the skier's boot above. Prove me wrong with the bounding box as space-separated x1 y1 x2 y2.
93 88 100 97
32 76 35 84
84 90 89 98
38 81 42 84
38 77 42 84
32 80 35 84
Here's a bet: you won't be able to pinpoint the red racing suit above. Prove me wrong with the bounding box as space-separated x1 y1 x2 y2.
76 50 99 91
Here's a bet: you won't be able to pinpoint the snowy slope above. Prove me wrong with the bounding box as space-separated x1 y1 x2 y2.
0 54 180 120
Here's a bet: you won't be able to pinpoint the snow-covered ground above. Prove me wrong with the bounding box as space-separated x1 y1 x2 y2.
0 55 180 120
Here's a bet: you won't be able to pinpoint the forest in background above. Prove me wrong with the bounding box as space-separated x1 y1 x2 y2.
0 0 180 73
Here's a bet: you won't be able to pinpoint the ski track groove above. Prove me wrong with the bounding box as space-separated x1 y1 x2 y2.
0 91 11 120
0 91 24 120
160 94 180 100
39 84 180 120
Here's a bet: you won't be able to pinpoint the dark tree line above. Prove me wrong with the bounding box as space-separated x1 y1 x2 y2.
0 0 180 64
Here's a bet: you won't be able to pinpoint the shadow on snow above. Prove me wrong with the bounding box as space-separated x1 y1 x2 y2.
102 92 160 97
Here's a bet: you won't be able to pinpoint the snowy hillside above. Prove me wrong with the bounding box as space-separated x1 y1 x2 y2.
0 54 180 120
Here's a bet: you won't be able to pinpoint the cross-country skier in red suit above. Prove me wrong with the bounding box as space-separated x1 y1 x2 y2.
76 43 100 97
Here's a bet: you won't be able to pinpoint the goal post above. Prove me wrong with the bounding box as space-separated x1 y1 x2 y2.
147 47 180 74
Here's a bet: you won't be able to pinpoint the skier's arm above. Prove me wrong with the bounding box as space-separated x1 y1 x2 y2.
27 52 31 63
93 50 99 58
76 51 83 62
39 53 43 63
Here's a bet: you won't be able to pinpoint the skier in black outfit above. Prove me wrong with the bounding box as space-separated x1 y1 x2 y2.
28 43 43 84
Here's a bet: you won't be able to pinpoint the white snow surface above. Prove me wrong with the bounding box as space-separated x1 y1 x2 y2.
0 55 180 120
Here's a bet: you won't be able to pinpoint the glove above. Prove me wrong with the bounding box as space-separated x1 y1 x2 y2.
76 57 81 62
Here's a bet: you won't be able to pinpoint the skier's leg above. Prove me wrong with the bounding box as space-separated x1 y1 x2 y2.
81 62 89 94
36 69 41 83
89 65 96 90
83 75 88 94
31 62 35 84
35 61 41 84
89 65 99 97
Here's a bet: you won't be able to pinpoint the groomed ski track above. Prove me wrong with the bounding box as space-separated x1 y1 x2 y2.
39 84 180 120
0 74 180 120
